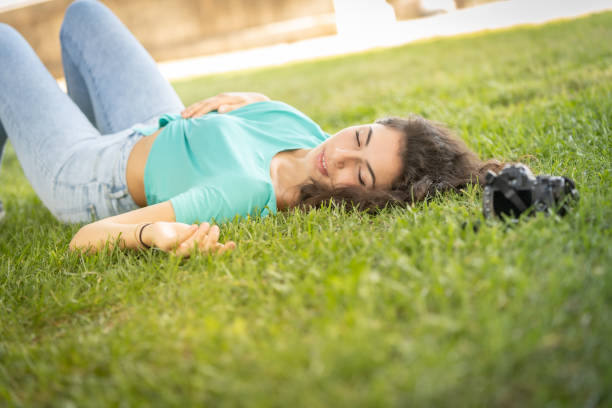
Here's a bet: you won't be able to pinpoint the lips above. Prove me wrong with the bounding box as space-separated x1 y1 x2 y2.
318 150 329 177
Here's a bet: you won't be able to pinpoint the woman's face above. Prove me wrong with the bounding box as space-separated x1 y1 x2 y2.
306 124 404 190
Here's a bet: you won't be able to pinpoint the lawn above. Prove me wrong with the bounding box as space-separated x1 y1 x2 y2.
1 12 611 407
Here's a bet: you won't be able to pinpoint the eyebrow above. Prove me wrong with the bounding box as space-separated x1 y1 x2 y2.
366 126 372 146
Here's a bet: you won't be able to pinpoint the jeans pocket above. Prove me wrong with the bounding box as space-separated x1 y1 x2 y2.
52 181 100 223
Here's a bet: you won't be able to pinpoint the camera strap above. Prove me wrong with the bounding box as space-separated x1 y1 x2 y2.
490 176 528 211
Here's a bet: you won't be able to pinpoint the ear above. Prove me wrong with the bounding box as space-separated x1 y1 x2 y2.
411 176 433 202
477 159 505 185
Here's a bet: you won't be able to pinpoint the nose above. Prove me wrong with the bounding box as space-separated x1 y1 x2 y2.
334 147 361 169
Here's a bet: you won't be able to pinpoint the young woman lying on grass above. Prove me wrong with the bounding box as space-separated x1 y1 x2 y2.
0 0 502 256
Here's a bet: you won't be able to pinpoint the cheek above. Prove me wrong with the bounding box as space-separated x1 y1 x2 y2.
334 169 356 187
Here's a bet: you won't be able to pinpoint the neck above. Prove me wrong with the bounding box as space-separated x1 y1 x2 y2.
270 148 311 210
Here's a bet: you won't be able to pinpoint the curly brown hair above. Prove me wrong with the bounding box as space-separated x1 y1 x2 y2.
297 115 504 212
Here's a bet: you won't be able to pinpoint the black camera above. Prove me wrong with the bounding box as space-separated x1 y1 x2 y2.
483 164 579 220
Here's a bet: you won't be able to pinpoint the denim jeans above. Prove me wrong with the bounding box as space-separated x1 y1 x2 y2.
0 0 184 223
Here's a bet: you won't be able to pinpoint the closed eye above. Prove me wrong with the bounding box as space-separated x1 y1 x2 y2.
356 130 366 186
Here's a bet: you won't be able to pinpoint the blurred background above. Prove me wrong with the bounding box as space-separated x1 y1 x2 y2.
0 0 609 80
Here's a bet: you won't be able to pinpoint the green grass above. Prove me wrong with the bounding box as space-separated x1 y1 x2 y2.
1 12 611 407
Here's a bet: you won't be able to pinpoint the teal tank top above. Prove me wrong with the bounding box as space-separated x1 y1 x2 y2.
143 101 329 224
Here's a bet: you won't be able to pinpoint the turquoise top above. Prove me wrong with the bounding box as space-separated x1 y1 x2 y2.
143 101 329 224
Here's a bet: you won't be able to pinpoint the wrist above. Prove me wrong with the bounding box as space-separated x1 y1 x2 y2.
135 222 153 249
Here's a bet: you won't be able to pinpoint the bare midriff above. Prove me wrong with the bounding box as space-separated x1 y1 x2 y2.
126 128 162 207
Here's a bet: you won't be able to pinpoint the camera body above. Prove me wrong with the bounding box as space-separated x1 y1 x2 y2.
483 164 578 219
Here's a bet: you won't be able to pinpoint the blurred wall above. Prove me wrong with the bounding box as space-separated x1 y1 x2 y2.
0 0 336 78
388 0 500 19
387 0 424 20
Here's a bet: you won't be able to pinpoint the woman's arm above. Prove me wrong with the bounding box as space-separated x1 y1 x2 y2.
69 201 235 256
181 92 270 118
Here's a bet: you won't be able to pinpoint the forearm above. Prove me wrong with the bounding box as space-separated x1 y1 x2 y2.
68 202 235 256
69 221 148 252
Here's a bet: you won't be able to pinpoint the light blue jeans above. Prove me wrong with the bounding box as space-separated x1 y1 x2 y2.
0 0 184 223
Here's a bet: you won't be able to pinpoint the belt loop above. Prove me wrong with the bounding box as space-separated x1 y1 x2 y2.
108 188 128 199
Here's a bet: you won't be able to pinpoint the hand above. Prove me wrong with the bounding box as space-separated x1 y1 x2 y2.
143 222 236 257
181 92 270 118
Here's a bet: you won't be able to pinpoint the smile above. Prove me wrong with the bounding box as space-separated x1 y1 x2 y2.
318 150 328 176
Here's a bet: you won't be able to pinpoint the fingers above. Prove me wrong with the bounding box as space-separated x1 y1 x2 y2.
220 241 236 253
180 100 209 118
217 103 242 114
213 241 236 255
181 98 209 117
173 223 235 257
189 222 211 248
177 224 198 244
174 222 208 255
181 93 242 118
199 224 220 252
